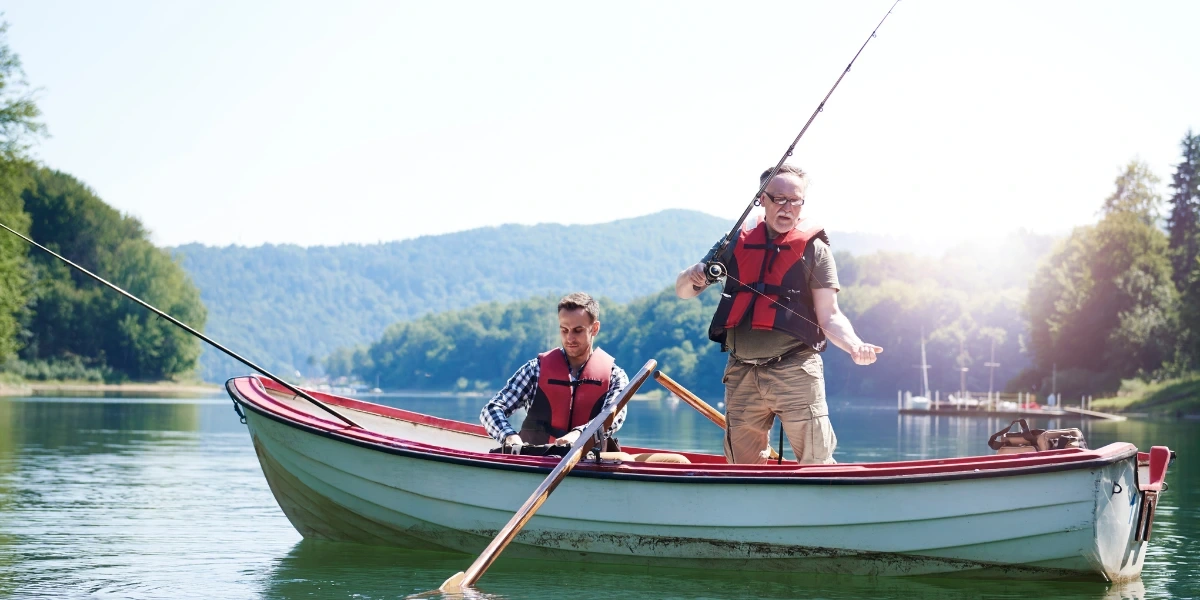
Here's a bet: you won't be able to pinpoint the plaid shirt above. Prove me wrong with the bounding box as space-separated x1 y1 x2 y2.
480 352 630 443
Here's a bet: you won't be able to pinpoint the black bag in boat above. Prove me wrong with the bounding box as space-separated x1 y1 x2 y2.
987 419 1087 454
1037 428 1087 450
489 443 571 457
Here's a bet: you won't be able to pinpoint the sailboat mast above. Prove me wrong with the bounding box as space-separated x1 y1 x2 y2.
920 335 930 399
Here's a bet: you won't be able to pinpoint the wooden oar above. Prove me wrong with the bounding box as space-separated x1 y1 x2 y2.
653 370 781 461
438 359 656 593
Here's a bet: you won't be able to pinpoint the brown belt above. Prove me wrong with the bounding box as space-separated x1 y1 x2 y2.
732 344 809 367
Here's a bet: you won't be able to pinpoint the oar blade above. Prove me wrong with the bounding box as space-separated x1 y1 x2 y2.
439 571 467 592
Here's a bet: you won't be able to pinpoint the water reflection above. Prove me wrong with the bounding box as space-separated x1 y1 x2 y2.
0 396 296 599
262 540 1136 600
0 394 1194 599
0 398 203 452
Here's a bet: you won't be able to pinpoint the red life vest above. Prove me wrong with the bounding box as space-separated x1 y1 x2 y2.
522 347 614 440
708 218 829 352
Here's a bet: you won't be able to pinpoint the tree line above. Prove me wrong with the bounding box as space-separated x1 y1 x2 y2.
328 230 1052 401
1022 133 1200 399
0 27 205 382
174 208 979 385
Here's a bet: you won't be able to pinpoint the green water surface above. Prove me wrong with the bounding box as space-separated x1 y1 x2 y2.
0 393 1193 599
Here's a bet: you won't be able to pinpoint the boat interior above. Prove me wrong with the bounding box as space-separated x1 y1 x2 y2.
228 376 1155 482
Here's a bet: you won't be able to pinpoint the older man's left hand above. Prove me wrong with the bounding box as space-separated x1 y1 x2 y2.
851 343 883 366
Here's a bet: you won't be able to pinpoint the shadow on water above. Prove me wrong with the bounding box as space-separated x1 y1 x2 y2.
263 540 1144 600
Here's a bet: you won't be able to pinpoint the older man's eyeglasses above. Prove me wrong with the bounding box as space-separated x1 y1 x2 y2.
761 192 805 207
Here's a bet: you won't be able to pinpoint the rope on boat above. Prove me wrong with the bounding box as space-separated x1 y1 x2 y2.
232 399 247 424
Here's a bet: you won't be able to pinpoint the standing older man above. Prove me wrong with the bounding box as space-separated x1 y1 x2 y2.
675 164 882 465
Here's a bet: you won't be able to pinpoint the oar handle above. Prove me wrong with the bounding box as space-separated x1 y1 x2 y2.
654 370 725 428
442 359 657 592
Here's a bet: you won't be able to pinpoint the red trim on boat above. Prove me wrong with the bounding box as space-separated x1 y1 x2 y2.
252 376 489 436
1140 446 1173 492
230 376 1142 480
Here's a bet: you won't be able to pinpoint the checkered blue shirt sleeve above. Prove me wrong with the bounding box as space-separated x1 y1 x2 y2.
480 358 539 442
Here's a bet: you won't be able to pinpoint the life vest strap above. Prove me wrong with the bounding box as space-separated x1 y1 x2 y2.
545 378 604 388
728 282 793 298
743 242 791 251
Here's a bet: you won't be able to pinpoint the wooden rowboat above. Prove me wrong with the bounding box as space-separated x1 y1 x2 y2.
227 375 1175 583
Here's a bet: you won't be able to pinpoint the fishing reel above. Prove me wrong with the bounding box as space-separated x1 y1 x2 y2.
704 260 727 284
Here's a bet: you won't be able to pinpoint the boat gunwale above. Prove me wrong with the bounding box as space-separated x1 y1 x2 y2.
228 376 1138 485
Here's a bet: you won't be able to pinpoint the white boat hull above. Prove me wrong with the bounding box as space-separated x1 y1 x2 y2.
243 403 1150 581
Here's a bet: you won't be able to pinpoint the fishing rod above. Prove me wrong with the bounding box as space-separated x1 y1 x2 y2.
0 222 361 429
704 0 901 283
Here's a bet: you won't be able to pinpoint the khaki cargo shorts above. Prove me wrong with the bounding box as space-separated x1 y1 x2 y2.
722 350 837 465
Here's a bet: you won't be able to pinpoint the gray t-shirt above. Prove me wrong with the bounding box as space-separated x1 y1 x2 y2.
705 233 839 360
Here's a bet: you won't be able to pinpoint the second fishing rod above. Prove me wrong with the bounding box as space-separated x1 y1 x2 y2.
704 0 901 284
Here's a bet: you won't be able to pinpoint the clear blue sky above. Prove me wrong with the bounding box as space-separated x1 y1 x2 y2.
6 1 1199 247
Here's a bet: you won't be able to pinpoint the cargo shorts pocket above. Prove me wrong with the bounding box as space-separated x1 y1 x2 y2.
808 406 837 462
799 352 825 379
774 353 825 409
807 400 829 419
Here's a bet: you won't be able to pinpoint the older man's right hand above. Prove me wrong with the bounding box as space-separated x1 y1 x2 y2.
504 434 524 454
850 343 883 365
687 263 708 288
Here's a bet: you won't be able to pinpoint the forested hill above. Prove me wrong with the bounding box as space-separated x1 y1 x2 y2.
174 210 736 381
175 204 1053 387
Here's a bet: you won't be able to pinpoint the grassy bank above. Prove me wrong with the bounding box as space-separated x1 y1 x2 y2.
0 379 220 397
1091 373 1200 417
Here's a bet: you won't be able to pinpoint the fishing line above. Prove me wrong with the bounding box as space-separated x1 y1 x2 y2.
722 269 855 350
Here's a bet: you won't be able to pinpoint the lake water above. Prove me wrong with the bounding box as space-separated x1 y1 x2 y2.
0 392 1194 599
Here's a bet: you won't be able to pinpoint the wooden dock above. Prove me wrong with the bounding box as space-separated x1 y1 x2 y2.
898 406 1068 419
1061 406 1127 421
898 402 1124 421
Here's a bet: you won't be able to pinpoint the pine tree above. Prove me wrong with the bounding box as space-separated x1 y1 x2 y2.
1101 159 1161 226
1165 130 1200 288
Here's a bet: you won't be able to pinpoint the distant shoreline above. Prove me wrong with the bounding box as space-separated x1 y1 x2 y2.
0 381 665 401
0 381 222 397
